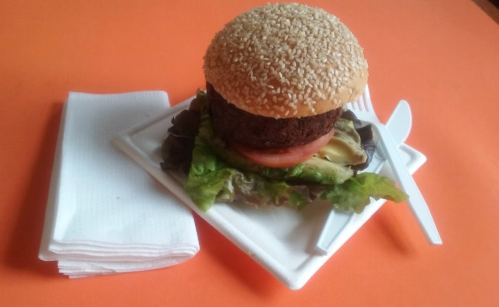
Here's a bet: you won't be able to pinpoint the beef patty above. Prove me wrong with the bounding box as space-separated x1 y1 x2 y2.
207 83 342 149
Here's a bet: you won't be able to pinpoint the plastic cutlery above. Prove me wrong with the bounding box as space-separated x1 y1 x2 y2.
363 99 414 175
386 100 412 145
349 86 441 245
315 98 415 255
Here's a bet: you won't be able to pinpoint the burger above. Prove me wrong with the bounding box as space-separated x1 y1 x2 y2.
161 3 407 212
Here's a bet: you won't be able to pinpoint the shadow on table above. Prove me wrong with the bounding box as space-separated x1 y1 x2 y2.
193 214 285 296
370 205 419 256
4 102 64 277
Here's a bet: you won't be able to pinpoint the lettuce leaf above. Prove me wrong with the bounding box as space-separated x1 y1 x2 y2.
184 118 408 212
172 90 408 213
317 173 408 213
184 133 311 211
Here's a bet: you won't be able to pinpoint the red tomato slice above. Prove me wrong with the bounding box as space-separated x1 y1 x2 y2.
232 129 334 168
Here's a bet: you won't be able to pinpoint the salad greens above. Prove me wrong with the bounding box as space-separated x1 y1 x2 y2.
162 91 408 212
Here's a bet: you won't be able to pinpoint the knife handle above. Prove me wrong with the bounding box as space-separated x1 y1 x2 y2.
373 123 442 245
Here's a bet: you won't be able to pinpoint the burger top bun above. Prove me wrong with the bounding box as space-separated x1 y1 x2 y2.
203 3 368 119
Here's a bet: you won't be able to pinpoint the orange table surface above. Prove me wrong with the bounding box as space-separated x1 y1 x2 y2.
1 0 499 306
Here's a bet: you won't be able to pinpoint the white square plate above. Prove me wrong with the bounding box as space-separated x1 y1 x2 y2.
111 96 426 290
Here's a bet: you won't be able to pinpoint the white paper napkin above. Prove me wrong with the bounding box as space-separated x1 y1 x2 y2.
38 91 199 278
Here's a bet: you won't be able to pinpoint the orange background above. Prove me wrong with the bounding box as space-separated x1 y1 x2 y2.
1 0 499 306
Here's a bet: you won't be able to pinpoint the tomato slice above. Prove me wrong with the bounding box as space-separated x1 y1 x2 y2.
232 129 334 168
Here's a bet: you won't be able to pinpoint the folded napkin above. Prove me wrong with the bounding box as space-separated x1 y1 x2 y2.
38 91 199 278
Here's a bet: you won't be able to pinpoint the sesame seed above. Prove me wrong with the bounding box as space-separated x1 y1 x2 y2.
203 3 367 118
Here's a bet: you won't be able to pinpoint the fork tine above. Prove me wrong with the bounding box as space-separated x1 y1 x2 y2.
348 100 358 111
357 93 365 111
348 85 372 113
363 85 372 112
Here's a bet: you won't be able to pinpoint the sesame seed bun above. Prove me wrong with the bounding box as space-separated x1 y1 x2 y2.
203 3 368 119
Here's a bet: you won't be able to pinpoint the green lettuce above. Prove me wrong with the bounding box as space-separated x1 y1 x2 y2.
166 90 408 213
184 113 408 212
184 130 311 211
317 173 408 213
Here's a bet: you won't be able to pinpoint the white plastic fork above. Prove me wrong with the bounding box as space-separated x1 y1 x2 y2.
349 86 442 245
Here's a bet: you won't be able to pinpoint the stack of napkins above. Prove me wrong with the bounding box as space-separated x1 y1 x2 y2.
38 91 199 278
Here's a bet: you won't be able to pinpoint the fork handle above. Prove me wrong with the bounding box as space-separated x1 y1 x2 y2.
372 123 442 245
